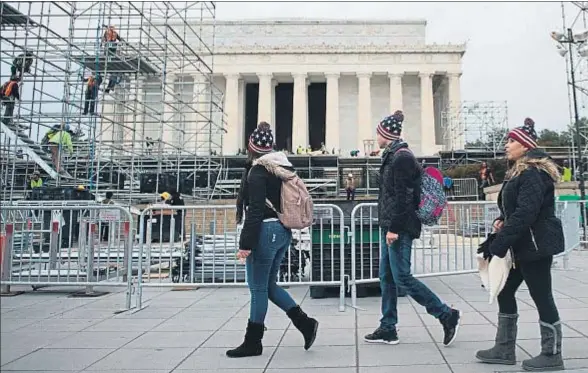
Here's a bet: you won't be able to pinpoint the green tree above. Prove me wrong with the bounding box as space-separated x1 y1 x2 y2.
537 129 572 147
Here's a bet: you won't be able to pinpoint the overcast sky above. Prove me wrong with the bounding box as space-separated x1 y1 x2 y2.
215 1 587 133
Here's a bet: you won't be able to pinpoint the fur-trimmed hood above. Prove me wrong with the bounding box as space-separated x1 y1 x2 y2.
252 151 295 180
507 148 560 182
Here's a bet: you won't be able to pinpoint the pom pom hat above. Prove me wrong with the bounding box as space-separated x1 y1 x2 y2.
377 110 404 141
507 118 538 149
248 121 274 154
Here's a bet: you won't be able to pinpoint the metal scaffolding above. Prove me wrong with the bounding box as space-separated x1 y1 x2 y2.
1 1 225 204
560 1 588 175
441 100 509 157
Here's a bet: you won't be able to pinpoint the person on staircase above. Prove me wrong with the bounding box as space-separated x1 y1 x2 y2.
29 171 43 190
105 73 121 94
102 25 121 57
27 170 43 202
48 123 74 174
228 121 319 358
82 74 102 115
11 50 34 79
1 77 20 126
476 118 565 371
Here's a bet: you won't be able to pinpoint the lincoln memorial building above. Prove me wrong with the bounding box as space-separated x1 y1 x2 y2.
109 19 466 157
205 19 466 157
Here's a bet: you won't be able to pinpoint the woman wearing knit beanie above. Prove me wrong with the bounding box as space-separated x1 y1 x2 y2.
476 118 565 371
227 122 318 358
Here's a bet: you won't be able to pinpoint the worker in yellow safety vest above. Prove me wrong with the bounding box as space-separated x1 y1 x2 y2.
29 171 43 189
48 123 74 174
562 160 573 182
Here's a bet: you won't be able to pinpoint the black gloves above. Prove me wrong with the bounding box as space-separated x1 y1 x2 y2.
477 232 496 261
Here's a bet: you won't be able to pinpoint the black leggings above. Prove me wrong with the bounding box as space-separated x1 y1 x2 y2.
497 256 560 324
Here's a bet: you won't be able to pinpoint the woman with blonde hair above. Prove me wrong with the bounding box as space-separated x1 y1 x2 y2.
476 118 565 371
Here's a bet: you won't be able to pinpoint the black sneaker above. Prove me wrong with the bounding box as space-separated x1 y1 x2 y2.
364 327 399 345
440 308 461 347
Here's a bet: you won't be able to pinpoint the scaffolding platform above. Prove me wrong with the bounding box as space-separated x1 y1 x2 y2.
74 54 159 75
0 3 36 27
1 2 224 203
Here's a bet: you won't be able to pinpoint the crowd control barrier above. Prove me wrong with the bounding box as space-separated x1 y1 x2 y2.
349 201 582 308
133 203 346 312
0 203 134 310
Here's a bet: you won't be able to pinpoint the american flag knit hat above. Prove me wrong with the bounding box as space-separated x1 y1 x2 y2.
377 110 404 141
507 118 538 149
248 121 274 154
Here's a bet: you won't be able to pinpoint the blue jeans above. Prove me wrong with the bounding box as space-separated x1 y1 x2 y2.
379 232 451 330
247 220 297 323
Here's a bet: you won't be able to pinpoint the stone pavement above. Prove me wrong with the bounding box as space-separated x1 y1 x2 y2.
2 251 588 373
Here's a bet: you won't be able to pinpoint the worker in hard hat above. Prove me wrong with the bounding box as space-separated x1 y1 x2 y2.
160 192 172 204
28 170 44 210
29 171 43 190
48 123 73 174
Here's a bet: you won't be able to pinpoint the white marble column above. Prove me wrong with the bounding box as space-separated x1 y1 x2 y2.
223 73 240 155
292 73 309 149
388 73 403 114
420 72 436 156
126 80 141 146
357 72 372 152
257 73 273 133
193 75 208 155
325 73 340 153
447 72 463 150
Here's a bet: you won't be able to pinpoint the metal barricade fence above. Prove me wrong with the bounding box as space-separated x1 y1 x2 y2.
0 204 134 310
446 178 479 200
134 203 346 312
349 201 582 307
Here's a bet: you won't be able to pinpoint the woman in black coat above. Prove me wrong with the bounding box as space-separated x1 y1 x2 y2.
227 122 318 359
476 118 565 371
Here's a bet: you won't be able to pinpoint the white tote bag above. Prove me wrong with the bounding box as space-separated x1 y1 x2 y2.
478 249 513 305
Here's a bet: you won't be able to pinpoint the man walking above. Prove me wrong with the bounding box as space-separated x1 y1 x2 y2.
364 110 461 346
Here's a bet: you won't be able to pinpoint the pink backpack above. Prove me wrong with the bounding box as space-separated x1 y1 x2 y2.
252 160 314 229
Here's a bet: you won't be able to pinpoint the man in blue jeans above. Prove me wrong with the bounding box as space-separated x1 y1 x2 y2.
364 110 461 346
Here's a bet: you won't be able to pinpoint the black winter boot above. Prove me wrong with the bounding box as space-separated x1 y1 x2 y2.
521 321 564 371
226 320 264 358
287 305 319 350
476 313 518 365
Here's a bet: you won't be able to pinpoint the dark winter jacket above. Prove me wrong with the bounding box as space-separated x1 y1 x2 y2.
238 152 293 251
489 149 564 261
236 161 252 224
378 140 422 240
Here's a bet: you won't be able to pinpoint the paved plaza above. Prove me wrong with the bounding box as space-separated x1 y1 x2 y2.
1 251 588 373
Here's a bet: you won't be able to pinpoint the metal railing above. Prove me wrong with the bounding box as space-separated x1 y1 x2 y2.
445 178 479 200
1 204 134 310
133 203 347 312
349 201 583 307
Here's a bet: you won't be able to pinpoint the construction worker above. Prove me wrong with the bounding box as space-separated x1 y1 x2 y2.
11 50 34 79
48 123 73 174
102 25 121 56
101 192 115 241
105 73 121 94
169 191 185 240
29 171 43 189
562 160 573 182
82 74 102 115
159 191 172 205
1 77 20 126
